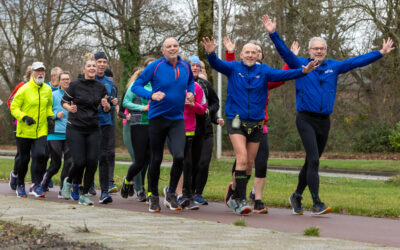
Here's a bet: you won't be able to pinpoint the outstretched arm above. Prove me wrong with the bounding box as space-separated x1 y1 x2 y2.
202 36 233 75
337 38 394 74
262 15 304 69
380 37 395 55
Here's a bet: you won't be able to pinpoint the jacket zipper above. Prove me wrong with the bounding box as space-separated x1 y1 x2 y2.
320 79 323 112
247 68 250 119
37 88 40 138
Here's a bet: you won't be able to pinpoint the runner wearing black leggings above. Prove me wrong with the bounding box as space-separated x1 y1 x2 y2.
132 37 195 213
120 67 152 200
60 53 110 206
264 14 394 215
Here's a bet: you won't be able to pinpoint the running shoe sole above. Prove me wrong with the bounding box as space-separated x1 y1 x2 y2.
163 200 182 211
29 191 45 198
253 208 268 214
108 186 118 193
239 206 252 215
79 201 94 206
99 196 113 204
311 206 332 216
288 196 303 215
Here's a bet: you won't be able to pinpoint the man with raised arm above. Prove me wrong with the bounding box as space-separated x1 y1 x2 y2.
201 36 319 215
262 15 395 215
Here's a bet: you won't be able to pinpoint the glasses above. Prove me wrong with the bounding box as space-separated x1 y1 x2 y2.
310 47 326 51
60 78 70 81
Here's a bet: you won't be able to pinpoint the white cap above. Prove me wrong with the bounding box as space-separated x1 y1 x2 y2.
31 62 46 70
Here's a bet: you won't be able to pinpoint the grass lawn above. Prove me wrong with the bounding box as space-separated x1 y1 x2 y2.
1 158 399 218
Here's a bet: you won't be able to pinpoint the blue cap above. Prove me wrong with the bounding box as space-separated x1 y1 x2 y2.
188 55 202 67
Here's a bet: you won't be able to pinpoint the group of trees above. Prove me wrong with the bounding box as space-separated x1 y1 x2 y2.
0 0 399 152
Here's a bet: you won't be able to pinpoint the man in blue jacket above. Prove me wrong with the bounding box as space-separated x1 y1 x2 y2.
132 37 195 213
95 51 118 204
201 36 319 215
262 15 395 215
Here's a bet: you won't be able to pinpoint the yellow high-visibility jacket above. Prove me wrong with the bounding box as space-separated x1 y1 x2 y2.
10 77 54 139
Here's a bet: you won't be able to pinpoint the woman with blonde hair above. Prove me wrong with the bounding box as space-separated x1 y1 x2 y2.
60 53 111 205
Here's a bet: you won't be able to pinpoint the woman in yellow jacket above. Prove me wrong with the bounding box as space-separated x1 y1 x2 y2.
10 62 54 198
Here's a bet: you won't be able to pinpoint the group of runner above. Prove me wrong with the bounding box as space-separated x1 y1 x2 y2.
7 15 394 215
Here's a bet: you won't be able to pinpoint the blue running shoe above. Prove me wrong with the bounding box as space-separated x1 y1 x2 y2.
40 173 50 192
29 184 45 198
108 181 118 193
194 193 208 205
9 171 17 191
70 184 80 201
48 179 54 188
16 184 27 198
99 192 113 204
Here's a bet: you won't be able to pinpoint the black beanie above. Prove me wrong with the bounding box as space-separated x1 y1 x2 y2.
94 52 108 60
104 68 113 77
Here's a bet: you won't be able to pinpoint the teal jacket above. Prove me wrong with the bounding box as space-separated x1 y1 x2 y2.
123 82 152 125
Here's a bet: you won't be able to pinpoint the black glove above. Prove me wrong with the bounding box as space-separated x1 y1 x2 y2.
22 116 35 125
47 116 55 134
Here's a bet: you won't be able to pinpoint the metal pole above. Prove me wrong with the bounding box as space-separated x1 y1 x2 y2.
217 0 222 159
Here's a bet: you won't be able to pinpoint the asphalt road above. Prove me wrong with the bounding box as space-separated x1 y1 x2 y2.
1 182 399 248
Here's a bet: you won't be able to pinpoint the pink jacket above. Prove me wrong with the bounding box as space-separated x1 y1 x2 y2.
184 82 207 133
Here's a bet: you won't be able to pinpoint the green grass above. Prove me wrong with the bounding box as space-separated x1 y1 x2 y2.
217 157 400 175
232 219 247 227
1 158 400 218
303 226 319 237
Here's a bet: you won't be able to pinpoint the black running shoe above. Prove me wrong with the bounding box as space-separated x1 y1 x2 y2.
121 178 133 199
88 184 97 196
289 193 304 215
253 200 268 214
312 202 331 215
163 187 181 211
136 190 146 202
149 195 161 213
224 182 233 207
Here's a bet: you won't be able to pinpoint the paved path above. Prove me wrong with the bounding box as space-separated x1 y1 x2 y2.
0 183 398 248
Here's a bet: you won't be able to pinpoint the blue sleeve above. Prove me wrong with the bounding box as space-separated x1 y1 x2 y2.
187 64 195 94
336 51 383 74
131 65 154 99
52 93 61 119
269 31 304 69
264 65 305 82
206 52 233 76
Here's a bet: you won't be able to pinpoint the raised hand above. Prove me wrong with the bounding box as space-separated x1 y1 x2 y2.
302 59 321 74
151 91 165 101
261 15 276 34
70 101 77 113
201 37 218 54
142 104 149 111
380 37 395 55
223 37 236 53
290 41 301 56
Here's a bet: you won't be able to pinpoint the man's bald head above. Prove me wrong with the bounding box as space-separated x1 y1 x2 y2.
162 37 180 63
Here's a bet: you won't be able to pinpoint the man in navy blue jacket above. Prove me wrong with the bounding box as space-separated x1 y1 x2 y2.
132 37 195 213
201 36 319 215
262 14 395 215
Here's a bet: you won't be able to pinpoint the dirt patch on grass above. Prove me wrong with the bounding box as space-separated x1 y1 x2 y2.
0 220 108 249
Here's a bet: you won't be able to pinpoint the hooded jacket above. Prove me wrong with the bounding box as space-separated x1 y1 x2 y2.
269 31 383 115
10 77 54 139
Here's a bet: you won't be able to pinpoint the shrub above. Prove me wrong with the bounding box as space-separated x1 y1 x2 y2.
389 122 400 151
351 122 394 153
